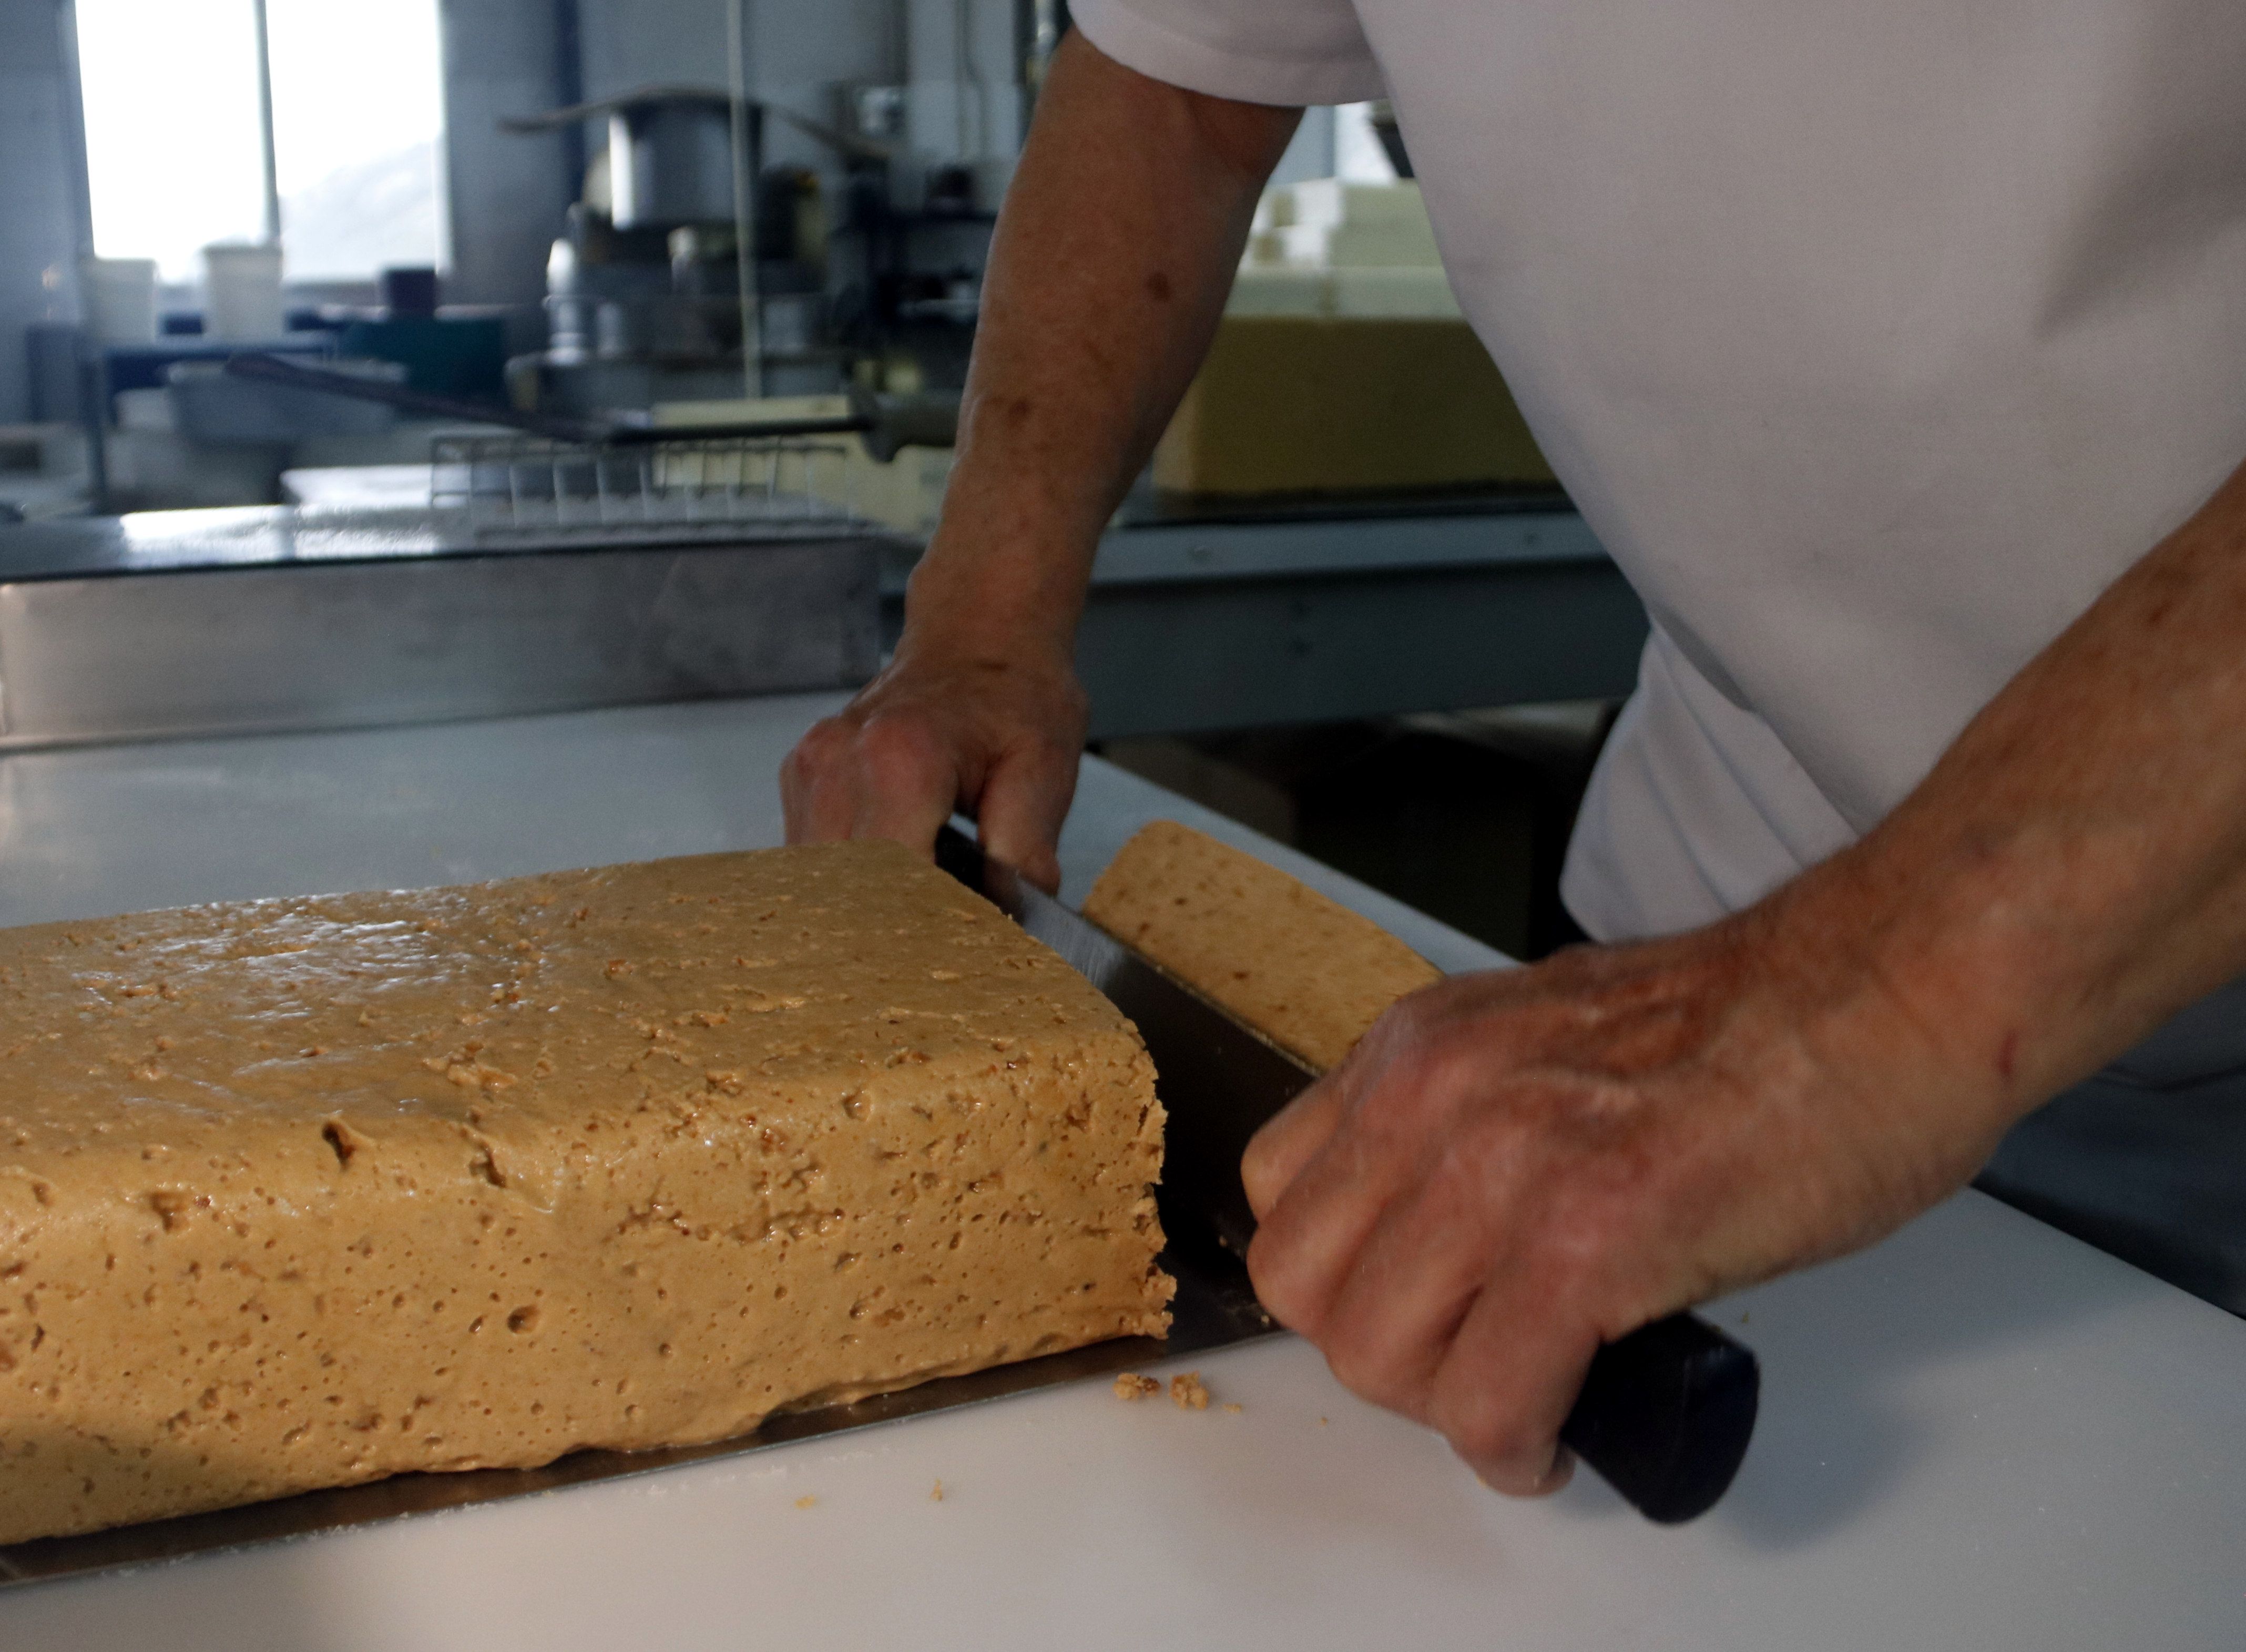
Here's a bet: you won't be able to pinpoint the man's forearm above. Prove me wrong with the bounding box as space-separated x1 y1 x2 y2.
902 33 1299 662
1810 456 2246 1126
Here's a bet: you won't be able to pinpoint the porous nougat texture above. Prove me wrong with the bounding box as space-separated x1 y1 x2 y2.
1084 822 1441 1072
0 841 1170 1544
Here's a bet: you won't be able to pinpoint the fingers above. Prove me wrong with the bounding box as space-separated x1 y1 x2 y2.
1430 1282 1599 1497
1254 1097 1600 1494
1243 1023 1456 1334
780 715 857 844
1240 1006 1605 1494
1241 1076 1345 1221
781 707 965 858
972 731 1081 894
1245 1087 1410 1340
1241 1006 1413 1221
1308 1143 1515 1417
850 711 966 858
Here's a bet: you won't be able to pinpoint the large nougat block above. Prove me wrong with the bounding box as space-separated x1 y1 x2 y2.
1084 822 1441 1072
0 841 1170 1544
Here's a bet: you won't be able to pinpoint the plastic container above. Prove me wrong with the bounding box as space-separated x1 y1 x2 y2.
79 257 160 343
200 242 286 341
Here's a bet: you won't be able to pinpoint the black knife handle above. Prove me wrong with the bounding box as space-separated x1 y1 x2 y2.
1558 1311 1759 1524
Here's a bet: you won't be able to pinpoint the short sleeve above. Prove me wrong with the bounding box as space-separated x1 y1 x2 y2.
1070 0 1385 107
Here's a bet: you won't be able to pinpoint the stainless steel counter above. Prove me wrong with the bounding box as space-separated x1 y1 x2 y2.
0 487 1644 753
0 507 885 749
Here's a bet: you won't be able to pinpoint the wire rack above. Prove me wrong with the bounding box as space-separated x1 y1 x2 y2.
430 434 864 544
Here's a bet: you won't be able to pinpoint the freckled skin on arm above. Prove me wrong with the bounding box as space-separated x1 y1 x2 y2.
782 35 1300 889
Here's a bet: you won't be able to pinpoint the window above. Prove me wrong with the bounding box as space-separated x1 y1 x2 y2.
76 0 448 284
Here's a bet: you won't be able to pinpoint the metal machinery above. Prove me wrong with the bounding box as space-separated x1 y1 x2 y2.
504 78 1002 421
7 0 1651 755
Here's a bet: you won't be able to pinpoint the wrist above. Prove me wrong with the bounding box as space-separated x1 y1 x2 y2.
899 533 1089 674
1752 844 2049 1167
892 589 1077 680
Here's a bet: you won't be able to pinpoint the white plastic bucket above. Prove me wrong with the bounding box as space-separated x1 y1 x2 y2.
201 242 286 341
79 256 159 343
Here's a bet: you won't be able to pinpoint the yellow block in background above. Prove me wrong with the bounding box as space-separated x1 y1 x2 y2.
1152 316 1555 498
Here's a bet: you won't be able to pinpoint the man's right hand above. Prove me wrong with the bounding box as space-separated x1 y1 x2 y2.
781 644 1087 893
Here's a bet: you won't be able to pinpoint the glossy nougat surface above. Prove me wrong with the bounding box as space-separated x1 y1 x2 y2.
0 841 1169 1544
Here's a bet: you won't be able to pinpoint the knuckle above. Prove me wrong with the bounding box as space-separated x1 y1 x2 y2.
1238 1133 1283 1206
1352 1045 1464 1143
1525 1168 1646 1295
788 717 852 774
856 711 945 787
1049 685 1090 741
1536 1196 1617 1280
997 694 1081 765
1363 995 1432 1058
855 707 927 757
1417 1034 1499 1104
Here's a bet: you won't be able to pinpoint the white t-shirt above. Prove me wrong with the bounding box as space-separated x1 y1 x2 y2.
1074 0 2246 943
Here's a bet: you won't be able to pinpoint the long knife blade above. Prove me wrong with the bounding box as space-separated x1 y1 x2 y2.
935 825 1310 1267
940 824 1760 1524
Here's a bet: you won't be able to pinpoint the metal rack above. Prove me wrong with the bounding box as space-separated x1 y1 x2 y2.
429 432 863 544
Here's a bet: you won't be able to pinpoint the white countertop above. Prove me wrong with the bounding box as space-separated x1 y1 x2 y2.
3 692 2243 1648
